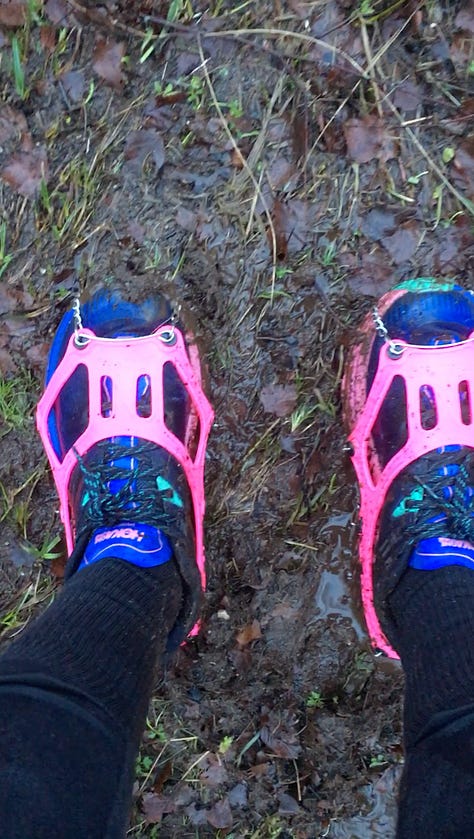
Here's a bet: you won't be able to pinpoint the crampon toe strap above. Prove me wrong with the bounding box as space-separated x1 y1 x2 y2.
349 335 474 657
36 324 214 638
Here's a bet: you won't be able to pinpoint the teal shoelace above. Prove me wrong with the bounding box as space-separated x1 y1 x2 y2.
74 440 185 539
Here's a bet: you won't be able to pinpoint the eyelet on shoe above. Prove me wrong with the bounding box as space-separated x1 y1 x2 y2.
74 332 91 349
387 342 405 359
159 329 177 346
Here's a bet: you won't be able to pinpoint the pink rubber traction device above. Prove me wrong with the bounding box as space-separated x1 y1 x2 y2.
36 324 214 638
348 334 474 659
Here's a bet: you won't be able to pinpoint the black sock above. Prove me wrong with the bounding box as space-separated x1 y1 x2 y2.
388 567 474 839
388 565 474 747
0 558 183 839
0 557 183 736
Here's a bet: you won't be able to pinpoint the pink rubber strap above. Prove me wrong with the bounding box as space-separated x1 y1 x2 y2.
36 326 214 632
349 335 474 658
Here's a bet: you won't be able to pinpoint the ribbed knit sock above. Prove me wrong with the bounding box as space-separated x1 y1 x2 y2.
0 557 183 736
0 557 183 839
388 568 474 838
388 566 474 748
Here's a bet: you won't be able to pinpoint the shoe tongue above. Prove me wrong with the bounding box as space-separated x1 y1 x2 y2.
409 535 474 571
78 521 172 571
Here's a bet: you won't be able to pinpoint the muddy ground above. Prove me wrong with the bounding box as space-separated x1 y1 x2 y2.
0 0 473 836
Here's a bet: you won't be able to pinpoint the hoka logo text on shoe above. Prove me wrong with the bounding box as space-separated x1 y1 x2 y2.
95 527 145 543
438 537 474 551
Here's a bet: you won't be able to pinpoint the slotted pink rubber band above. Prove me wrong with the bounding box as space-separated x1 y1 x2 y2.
349 335 474 658
36 326 214 637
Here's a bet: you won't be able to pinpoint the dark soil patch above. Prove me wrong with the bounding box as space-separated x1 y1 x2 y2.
0 0 473 836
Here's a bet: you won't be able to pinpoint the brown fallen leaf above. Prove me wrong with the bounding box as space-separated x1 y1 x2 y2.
455 3 474 33
206 797 233 830
382 220 420 264
392 80 423 113
0 105 28 144
45 0 76 25
444 98 474 136
433 214 474 273
142 792 176 825
228 646 252 673
194 213 230 248
230 147 245 168
1 147 49 196
0 146 49 198
154 90 187 108
247 761 270 777
282 198 318 254
92 38 125 89
152 759 172 794
260 383 297 417
271 602 299 619
60 69 86 103
292 106 309 159
453 136 474 198
260 709 301 759
449 31 474 69
200 754 228 787
278 791 301 815
317 110 346 153
25 341 50 373
267 157 296 190
49 551 66 579
343 115 399 164
361 206 396 241
124 130 165 174
40 24 56 52
236 619 262 647
228 782 248 808
184 803 208 827
268 198 288 261
0 348 17 375
345 249 396 297
0 0 27 27
176 206 197 232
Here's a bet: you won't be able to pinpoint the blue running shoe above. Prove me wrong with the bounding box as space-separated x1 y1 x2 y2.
344 278 474 656
37 291 214 648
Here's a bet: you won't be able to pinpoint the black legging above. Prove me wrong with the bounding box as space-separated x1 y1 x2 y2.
0 559 474 837
0 558 182 838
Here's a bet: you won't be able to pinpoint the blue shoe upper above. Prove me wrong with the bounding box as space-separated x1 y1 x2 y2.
45 291 190 571
373 282 474 574
46 291 186 459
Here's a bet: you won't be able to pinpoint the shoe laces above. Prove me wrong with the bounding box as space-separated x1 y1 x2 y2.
392 447 474 544
74 440 185 541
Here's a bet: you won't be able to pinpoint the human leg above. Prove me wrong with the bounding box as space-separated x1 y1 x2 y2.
0 559 182 839
390 567 474 839
0 292 213 838
344 281 474 837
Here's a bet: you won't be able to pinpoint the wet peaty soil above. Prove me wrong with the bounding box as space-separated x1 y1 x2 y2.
0 0 473 836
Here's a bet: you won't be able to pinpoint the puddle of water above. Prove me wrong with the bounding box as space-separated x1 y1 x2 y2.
314 569 365 640
315 513 407 676
329 764 402 839
315 514 365 639
322 512 354 531
4 541 35 569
